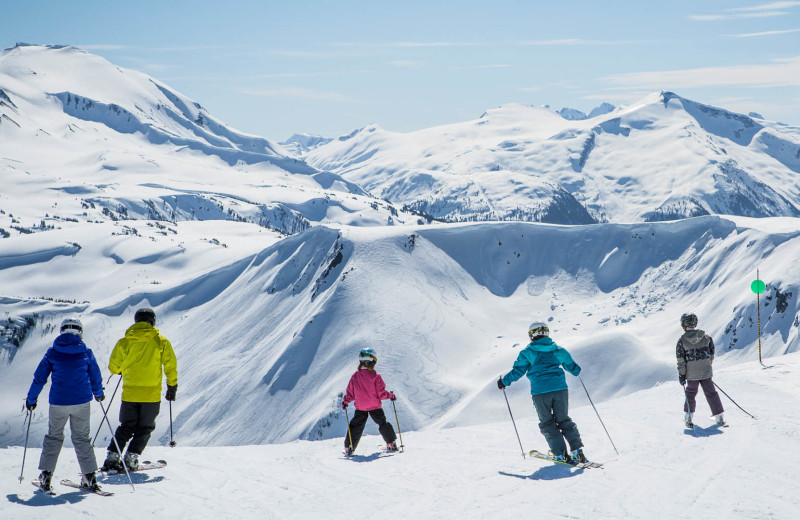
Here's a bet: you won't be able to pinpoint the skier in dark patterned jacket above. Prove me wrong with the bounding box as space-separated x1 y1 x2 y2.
676 313 724 428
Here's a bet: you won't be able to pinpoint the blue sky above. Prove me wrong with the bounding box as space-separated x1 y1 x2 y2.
2 1 799 141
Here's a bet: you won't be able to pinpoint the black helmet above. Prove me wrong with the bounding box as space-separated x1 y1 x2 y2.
134 307 156 326
680 313 698 329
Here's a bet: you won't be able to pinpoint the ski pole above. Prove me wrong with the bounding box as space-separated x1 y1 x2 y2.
500 377 525 459
578 376 619 455
99 400 135 492
92 375 121 446
391 398 404 451
169 401 176 447
344 406 354 452
713 382 757 420
18 408 33 483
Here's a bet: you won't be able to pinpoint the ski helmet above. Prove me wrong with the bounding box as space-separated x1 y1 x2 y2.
134 307 156 326
528 321 549 340
60 318 83 338
680 313 698 329
358 347 377 364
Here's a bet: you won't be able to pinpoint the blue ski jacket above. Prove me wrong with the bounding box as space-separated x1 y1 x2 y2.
26 333 104 406
501 337 581 395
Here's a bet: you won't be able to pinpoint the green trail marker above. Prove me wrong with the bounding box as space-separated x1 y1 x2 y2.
752 270 764 365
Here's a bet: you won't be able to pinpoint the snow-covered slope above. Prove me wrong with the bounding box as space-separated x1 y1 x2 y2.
0 44 415 235
1 352 798 519
2 215 798 448
303 92 800 224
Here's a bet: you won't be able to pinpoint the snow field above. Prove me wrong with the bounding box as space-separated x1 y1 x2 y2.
1 353 798 519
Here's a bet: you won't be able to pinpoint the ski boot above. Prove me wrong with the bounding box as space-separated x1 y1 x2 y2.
124 452 140 471
101 451 122 472
37 470 53 492
549 450 572 463
344 446 354 457
570 448 587 463
386 442 399 452
80 472 102 492
714 413 726 426
684 412 694 428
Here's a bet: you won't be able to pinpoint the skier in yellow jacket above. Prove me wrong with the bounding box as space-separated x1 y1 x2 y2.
101 308 177 471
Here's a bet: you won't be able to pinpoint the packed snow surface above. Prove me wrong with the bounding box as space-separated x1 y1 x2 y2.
1 353 798 519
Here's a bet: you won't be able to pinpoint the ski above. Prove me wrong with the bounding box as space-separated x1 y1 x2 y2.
31 479 57 496
101 459 166 476
59 479 114 496
529 450 603 469
377 444 403 453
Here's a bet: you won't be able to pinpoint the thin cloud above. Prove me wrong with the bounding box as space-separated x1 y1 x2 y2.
689 11 789 20
730 28 800 37
689 1 799 21
730 1 800 11
240 87 359 103
600 56 800 89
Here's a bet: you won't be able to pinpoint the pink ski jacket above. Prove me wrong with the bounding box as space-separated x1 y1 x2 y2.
343 369 395 411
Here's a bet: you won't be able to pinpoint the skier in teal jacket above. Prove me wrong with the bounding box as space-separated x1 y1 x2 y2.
498 321 587 463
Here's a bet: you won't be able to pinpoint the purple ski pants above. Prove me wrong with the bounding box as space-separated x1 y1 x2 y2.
684 378 724 415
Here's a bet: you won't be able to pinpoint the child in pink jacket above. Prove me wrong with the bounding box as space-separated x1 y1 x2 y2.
342 348 398 454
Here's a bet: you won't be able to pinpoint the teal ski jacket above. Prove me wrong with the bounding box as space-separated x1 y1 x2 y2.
501 337 580 395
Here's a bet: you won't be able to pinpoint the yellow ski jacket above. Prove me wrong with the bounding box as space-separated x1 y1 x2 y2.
109 322 178 403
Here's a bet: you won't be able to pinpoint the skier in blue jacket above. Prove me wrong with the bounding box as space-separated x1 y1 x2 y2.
497 321 587 463
25 318 105 492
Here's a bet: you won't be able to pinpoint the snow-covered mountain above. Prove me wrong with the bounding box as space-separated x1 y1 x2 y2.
2 213 799 447
302 93 800 224
1 45 799 520
557 102 616 121
279 133 334 156
0 44 414 236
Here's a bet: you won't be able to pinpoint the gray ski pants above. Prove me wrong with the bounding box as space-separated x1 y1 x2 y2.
39 402 98 474
532 389 583 457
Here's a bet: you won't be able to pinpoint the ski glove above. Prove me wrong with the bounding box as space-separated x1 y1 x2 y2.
95 395 105 402
341 402 348 410
389 393 397 401
679 375 686 385
497 378 506 390
25 400 36 411
165 384 178 401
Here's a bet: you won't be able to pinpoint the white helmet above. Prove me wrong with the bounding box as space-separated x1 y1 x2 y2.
528 321 549 339
358 347 377 363
60 318 83 338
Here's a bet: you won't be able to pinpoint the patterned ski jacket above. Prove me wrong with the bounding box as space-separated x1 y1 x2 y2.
27 333 104 406
109 322 178 403
343 368 395 411
676 329 714 381
501 337 581 395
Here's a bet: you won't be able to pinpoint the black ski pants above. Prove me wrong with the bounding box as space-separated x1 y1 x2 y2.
107 401 160 455
344 408 396 450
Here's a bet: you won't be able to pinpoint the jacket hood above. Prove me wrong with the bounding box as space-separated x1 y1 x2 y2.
52 333 88 354
125 321 160 338
682 329 707 345
527 337 557 352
